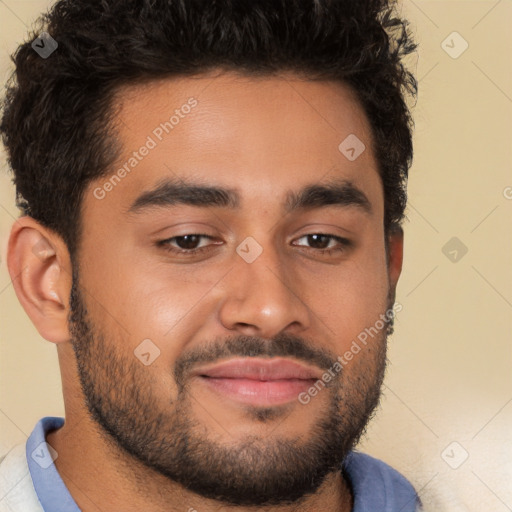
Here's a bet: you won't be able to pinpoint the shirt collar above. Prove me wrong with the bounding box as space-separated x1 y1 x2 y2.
26 417 80 512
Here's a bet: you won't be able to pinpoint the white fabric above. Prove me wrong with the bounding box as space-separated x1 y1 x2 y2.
0 444 44 512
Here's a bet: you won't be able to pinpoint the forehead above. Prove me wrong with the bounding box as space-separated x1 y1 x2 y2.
85 71 382 217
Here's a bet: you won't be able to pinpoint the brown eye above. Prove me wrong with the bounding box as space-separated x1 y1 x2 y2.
304 234 332 249
157 234 217 254
293 234 351 253
173 235 203 249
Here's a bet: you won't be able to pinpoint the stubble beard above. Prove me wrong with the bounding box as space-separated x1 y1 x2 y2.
68 269 390 506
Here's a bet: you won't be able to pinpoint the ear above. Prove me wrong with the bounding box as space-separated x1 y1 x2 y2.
386 226 404 302
7 216 73 343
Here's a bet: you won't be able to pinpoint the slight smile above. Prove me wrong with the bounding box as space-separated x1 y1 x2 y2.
193 357 321 406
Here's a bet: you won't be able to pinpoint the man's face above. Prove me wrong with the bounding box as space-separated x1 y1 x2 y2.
70 72 401 506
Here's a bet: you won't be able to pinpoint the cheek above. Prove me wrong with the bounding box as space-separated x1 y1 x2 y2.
299 241 390 350
79 243 226 363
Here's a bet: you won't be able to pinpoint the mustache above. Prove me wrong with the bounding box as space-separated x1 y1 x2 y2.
173 332 339 388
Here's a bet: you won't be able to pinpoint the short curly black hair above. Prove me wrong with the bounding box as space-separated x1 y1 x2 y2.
1 0 416 259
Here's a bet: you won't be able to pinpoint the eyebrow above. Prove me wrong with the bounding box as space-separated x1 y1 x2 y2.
127 176 372 215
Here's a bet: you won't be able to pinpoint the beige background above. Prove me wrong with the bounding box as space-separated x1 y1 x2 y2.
1 1 511 510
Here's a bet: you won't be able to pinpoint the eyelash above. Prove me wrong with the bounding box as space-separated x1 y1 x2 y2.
157 233 351 256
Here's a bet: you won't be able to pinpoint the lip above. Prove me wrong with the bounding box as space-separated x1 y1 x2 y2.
193 357 321 406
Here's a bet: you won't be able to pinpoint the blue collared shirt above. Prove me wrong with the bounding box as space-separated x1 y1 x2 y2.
22 416 421 511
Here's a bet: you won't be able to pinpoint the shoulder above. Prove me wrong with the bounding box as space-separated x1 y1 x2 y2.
343 451 423 511
0 443 45 512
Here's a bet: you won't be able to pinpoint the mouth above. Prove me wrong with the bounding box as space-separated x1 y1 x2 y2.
193 357 321 406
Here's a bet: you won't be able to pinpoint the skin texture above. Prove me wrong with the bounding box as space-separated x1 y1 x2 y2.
8 71 403 512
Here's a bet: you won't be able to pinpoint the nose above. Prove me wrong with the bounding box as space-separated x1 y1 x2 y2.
217 242 312 339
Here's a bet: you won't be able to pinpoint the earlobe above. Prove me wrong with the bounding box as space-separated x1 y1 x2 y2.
7 217 73 344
